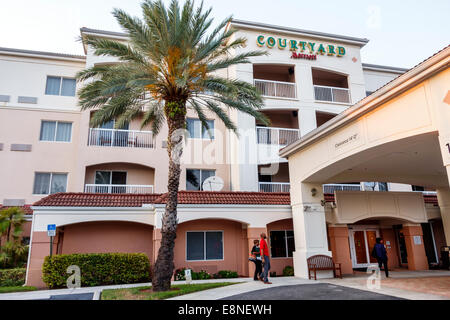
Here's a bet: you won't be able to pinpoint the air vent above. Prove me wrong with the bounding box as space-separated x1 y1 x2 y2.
18 96 38 104
10 144 32 152
0 95 10 102
3 199 25 207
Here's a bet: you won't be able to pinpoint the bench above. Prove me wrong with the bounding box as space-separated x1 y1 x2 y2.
307 255 342 280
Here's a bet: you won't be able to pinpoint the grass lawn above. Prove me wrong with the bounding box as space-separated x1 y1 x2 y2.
101 282 238 300
0 286 37 293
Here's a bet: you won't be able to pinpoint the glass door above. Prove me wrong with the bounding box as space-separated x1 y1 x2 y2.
349 227 380 268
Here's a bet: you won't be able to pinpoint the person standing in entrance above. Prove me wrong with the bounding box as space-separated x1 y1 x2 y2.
260 233 272 284
372 238 389 277
250 240 262 281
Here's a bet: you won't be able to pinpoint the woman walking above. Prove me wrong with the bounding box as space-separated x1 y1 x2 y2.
250 240 263 281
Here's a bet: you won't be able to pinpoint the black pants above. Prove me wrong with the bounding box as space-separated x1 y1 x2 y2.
377 258 389 277
253 260 262 280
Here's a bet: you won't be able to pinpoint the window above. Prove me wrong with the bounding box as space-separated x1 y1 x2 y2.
45 76 76 96
94 171 127 193
186 118 214 139
270 230 295 258
186 169 215 190
40 121 72 142
186 231 223 261
33 173 67 195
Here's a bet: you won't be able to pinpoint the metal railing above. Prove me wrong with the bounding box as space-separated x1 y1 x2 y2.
314 85 350 103
88 128 155 148
256 126 300 146
323 184 362 194
254 79 297 99
84 184 154 194
259 182 291 193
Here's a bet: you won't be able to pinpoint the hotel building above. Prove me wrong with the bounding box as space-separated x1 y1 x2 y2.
0 20 448 287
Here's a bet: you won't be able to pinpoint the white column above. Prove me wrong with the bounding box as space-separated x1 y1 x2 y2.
437 188 450 246
291 182 332 279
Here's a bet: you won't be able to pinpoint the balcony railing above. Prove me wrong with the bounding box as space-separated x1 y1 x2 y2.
259 182 290 193
323 184 361 194
88 128 155 148
256 126 300 146
84 184 154 194
254 79 297 99
314 85 350 104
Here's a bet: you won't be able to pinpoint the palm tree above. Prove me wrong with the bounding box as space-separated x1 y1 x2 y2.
0 207 27 268
77 0 269 291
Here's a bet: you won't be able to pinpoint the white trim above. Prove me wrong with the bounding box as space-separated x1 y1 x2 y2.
428 221 439 264
185 230 224 262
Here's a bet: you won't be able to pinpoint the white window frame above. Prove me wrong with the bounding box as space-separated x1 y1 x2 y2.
186 169 216 191
39 120 73 143
45 76 77 97
32 172 68 196
186 118 215 140
185 230 224 262
269 230 294 259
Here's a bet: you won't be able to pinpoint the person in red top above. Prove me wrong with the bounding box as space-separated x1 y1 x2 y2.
259 233 272 284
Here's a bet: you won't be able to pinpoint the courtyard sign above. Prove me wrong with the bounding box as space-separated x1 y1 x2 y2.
256 35 346 60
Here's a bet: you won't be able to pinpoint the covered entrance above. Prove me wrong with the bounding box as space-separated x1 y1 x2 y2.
280 47 450 278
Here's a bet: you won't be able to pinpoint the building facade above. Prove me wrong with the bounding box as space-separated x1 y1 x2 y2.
0 20 447 287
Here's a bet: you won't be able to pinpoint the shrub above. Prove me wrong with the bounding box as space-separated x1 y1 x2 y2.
283 266 294 277
0 268 26 287
192 270 211 280
42 253 150 289
213 270 238 279
174 268 187 281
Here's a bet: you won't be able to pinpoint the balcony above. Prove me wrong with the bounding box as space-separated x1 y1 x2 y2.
259 182 290 193
256 126 300 146
254 79 297 99
84 184 154 194
88 128 155 148
323 184 361 194
314 85 350 104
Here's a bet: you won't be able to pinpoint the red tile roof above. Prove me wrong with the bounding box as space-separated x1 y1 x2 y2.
155 191 291 205
32 191 291 207
0 205 33 215
32 193 163 208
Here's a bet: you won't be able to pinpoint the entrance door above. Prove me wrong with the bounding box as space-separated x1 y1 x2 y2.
349 227 380 268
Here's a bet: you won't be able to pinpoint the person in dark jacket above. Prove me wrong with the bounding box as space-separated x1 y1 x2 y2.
372 238 389 277
250 240 262 281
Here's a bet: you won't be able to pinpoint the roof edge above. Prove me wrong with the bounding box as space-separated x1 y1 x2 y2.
229 19 370 47
362 63 409 73
0 47 86 61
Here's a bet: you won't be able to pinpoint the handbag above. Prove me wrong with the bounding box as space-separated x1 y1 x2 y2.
248 253 257 262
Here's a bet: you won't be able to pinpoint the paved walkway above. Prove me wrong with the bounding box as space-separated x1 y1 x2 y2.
0 278 249 300
2 270 449 300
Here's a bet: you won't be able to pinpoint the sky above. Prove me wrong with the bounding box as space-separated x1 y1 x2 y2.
0 0 448 68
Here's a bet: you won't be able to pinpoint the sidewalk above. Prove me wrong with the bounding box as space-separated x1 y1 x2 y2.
168 277 317 300
0 277 250 300
324 270 450 300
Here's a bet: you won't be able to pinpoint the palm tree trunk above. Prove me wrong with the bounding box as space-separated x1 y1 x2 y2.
153 100 186 292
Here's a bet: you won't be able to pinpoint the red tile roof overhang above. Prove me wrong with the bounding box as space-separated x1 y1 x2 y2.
32 191 292 208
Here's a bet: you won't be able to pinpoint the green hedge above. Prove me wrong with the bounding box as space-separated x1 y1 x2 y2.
283 266 294 277
174 268 238 281
42 253 151 289
0 268 26 287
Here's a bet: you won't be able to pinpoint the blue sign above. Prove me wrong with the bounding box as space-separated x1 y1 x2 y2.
47 224 56 237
